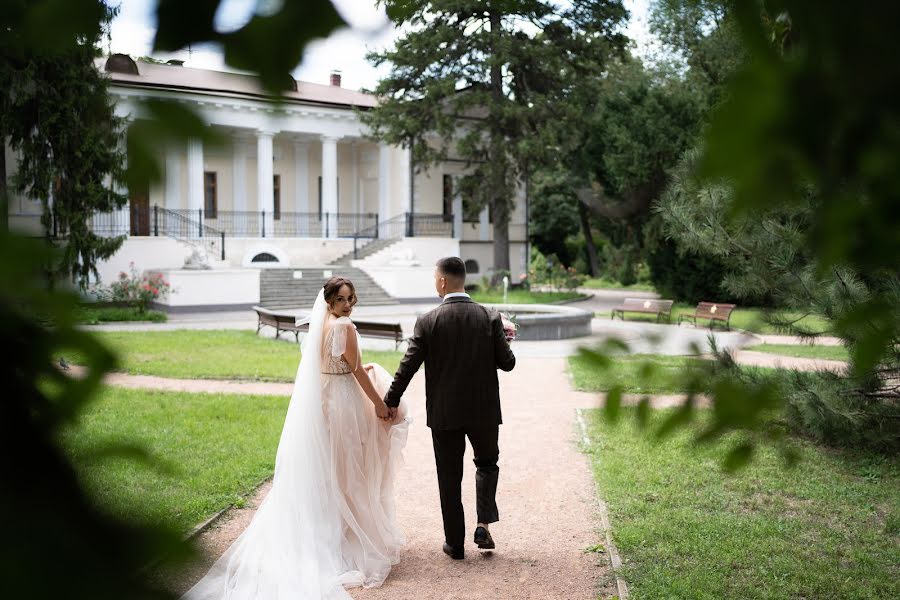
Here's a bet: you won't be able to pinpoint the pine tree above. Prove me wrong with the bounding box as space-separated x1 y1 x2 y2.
0 0 127 289
363 0 627 277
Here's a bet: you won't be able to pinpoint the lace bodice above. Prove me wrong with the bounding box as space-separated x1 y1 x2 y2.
322 317 358 374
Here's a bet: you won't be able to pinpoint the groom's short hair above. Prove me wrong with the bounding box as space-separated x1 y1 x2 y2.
436 256 466 282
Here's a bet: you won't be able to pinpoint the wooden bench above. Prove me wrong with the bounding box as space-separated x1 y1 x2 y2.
679 301 737 330
253 306 306 342
253 306 405 349
610 298 675 323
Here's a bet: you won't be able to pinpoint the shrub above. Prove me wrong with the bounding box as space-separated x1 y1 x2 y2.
92 263 171 313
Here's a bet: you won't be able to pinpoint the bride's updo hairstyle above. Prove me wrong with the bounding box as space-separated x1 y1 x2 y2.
323 276 358 309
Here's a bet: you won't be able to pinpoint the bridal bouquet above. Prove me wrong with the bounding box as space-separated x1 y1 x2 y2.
500 312 518 341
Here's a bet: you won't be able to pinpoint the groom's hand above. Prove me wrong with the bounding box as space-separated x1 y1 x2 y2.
387 407 398 421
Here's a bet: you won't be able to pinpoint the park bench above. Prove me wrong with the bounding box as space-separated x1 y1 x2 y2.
253 306 405 349
610 298 675 323
678 301 737 330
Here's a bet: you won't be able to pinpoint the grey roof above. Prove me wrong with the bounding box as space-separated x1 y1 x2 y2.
99 57 376 109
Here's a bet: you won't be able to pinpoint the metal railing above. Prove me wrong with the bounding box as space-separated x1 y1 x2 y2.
164 209 378 239
153 206 225 260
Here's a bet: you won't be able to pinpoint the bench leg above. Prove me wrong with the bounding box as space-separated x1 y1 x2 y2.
256 322 262 335
275 329 281 340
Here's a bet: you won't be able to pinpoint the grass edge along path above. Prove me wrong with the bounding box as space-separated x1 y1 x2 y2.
62 386 289 535
69 329 402 382
583 408 900 600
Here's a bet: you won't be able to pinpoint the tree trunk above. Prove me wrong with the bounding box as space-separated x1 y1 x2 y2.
489 9 510 279
0 138 7 234
577 197 600 277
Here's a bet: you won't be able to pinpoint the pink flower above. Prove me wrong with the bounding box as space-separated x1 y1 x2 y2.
499 312 518 342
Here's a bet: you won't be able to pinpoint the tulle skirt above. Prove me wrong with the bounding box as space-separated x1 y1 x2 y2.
322 363 409 588
182 363 409 600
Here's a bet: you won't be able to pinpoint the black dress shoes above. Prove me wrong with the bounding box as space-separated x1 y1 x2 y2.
473 526 495 549
442 542 464 560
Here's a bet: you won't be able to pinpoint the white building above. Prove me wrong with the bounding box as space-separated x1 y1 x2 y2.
5 55 529 309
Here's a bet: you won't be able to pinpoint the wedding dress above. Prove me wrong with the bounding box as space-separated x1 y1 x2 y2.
182 290 409 599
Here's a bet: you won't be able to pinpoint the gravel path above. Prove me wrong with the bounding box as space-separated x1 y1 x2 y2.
167 358 617 599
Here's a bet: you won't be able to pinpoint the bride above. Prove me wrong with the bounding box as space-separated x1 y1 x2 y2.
183 277 409 599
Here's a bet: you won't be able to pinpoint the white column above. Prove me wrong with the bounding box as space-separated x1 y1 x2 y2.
165 142 182 209
479 205 490 241
257 130 274 237
186 137 204 222
293 141 309 213
232 138 247 235
351 142 360 231
377 143 391 228
321 135 339 238
452 176 463 240
401 145 412 213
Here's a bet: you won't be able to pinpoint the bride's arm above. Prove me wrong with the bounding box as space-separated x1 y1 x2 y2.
343 325 390 419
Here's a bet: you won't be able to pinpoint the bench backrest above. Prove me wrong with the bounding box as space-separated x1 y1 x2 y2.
622 298 674 312
695 302 736 319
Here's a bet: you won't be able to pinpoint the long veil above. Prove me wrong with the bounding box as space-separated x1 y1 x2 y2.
183 290 352 600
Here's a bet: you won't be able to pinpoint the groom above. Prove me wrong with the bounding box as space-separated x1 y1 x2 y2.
384 256 516 560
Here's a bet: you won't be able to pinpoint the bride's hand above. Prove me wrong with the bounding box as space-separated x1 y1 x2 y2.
374 400 390 420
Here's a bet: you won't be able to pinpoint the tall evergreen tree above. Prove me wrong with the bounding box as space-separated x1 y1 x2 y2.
364 0 627 276
0 0 126 289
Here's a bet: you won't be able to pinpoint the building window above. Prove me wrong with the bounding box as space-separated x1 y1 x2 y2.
464 259 479 274
204 172 217 218
251 252 279 263
273 174 281 220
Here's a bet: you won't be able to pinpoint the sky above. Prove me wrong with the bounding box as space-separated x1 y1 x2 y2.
105 0 654 91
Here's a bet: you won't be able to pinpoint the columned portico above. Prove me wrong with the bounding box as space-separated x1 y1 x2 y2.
257 130 275 236
321 135 339 238
187 138 204 215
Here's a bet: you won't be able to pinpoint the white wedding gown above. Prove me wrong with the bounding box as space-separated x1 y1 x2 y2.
183 291 409 599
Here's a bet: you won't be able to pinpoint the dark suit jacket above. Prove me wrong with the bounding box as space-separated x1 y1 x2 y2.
385 296 516 430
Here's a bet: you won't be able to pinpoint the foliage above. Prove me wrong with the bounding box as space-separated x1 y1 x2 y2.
91 263 171 313
733 366 899 453
528 247 586 291
528 169 582 265
569 353 718 395
0 231 185 599
365 0 629 274
75 306 167 324
0 1 351 596
0 0 127 289
585 407 900 599
644 216 735 304
696 1 900 377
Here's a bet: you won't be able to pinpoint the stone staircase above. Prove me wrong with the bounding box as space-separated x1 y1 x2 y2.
330 237 402 266
259 267 397 309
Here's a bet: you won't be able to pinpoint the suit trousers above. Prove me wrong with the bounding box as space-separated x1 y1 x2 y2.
430 426 500 548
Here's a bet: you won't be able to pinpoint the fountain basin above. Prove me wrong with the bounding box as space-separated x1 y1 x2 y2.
484 303 593 341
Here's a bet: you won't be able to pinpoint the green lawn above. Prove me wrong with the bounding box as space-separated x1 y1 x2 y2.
595 304 832 335
569 354 711 395
76 305 167 324
584 408 900 599
70 330 403 381
469 288 586 304
582 277 657 292
62 387 287 533
751 343 850 362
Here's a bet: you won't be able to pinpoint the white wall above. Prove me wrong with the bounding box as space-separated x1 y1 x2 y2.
226 237 353 267
94 237 196 284
150 268 260 309
353 237 460 268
